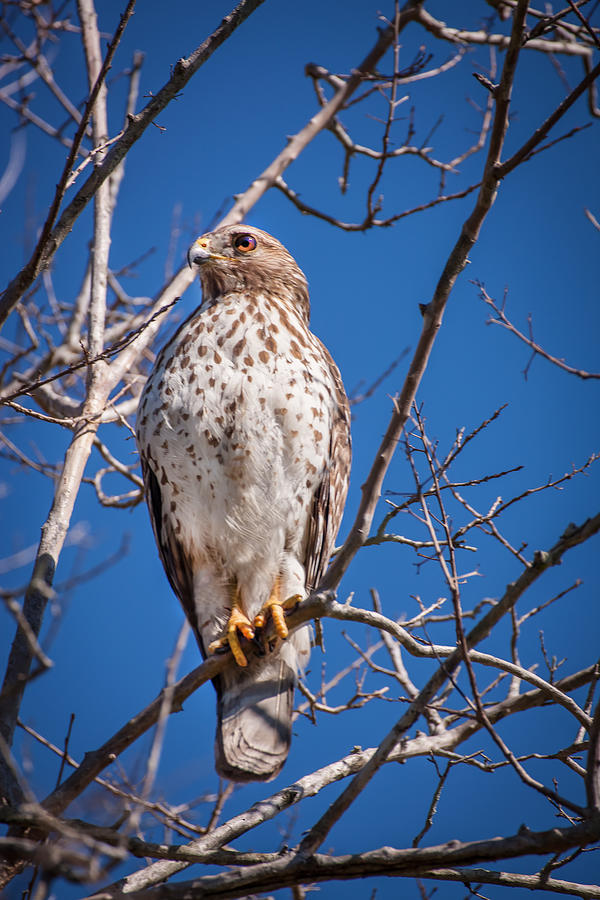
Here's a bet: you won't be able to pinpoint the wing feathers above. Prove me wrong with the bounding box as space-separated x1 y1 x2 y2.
304 343 351 592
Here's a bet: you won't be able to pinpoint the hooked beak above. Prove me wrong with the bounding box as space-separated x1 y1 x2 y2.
187 237 232 269
187 239 212 269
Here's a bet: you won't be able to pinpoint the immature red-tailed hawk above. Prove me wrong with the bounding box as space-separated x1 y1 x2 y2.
136 225 351 781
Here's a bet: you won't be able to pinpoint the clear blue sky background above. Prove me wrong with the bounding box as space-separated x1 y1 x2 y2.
1 1 599 897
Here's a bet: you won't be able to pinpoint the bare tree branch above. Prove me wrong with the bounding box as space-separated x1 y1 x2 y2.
476 282 600 379
323 0 531 592
0 0 267 328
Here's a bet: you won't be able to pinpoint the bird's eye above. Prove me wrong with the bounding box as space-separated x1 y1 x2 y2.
233 234 257 253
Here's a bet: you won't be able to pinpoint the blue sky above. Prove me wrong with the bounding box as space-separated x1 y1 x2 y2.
1 1 599 897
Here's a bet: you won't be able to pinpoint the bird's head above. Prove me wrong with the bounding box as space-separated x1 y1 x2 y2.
187 224 310 321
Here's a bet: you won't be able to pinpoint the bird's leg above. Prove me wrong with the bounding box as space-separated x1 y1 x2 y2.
208 581 254 667
253 576 302 640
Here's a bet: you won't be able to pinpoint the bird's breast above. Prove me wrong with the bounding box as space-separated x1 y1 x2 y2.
136 292 337 547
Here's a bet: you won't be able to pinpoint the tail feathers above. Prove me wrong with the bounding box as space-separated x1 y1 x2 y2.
215 654 295 782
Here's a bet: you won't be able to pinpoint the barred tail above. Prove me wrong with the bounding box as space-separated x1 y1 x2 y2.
214 651 295 782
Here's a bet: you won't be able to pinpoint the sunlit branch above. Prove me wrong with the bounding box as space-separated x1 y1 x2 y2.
0 0 267 328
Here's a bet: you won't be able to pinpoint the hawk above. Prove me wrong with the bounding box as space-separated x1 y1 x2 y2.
136 225 351 781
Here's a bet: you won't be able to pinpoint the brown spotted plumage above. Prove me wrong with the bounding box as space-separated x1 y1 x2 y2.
136 225 351 781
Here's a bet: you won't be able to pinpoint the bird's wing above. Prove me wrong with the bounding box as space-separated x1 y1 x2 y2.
303 347 351 592
140 457 198 646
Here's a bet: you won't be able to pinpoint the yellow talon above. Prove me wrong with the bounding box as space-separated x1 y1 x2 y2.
284 593 303 610
253 579 302 639
208 586 254 667
261 601 288 639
